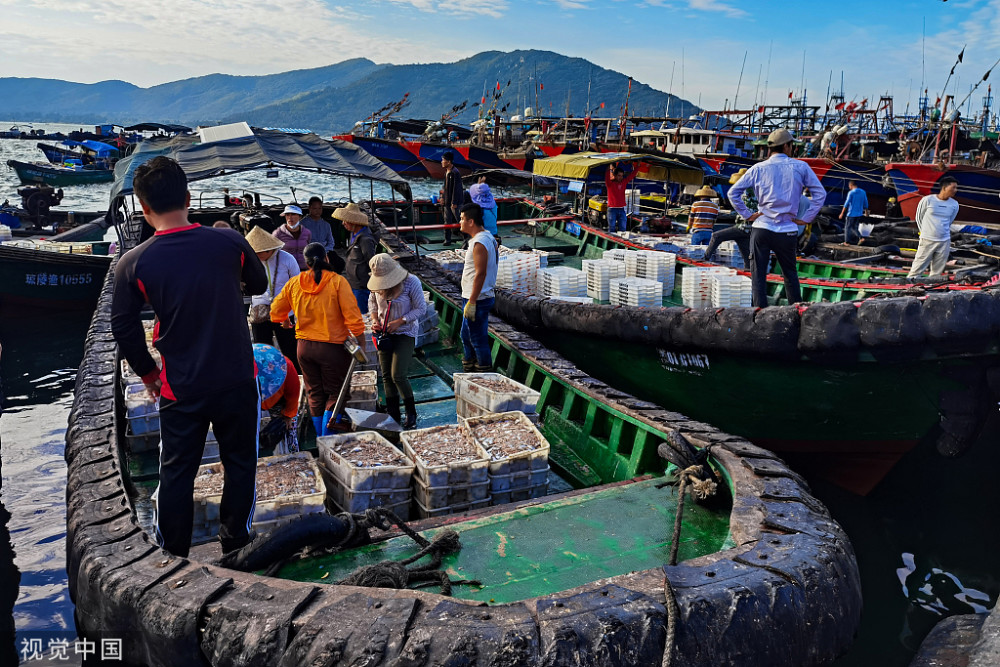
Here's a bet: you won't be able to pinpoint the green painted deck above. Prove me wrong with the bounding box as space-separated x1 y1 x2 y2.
276 477 730 604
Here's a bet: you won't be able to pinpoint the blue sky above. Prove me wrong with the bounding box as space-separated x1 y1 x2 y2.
0 0 997 112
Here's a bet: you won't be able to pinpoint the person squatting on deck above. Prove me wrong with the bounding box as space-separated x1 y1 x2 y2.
728 128 827 307
111 156 268 557
368 255 427 429
246 226 300 371
704 169 754 265
441 151 463 245
840 180 869 245
253 343 301 455
337 202 377 315
460 203 499 372
270 242 365 436
273 204 312 270
689 185 720 245
907 176 959 279
604 162 639 234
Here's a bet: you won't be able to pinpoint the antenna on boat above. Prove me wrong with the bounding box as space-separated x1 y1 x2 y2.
763 41 773 107
938 45 967 110
733 51 748 111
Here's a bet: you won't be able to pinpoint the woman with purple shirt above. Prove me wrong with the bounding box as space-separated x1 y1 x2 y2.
367 254 427 428
272 205 312 270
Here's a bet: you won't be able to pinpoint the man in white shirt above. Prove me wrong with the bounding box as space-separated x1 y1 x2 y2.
728 128 827 307
907 177 959 279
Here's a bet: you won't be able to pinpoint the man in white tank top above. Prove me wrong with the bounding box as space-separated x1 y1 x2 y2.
459 202 498 372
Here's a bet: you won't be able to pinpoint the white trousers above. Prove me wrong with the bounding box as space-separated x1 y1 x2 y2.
907 238 950 278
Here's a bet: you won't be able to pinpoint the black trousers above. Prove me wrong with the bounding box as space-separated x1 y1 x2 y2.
156 379 259 556
251 320 299 372
749 228 801 307
704 226 751 266
444 206 458 243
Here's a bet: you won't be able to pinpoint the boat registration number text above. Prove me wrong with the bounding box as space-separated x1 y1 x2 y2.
24 272 94 286
658 349 710 374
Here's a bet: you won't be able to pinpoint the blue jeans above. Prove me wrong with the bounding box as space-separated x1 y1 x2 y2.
352 288 370 315
607 208 627 233
461 296 494 367
690 229 712 245
844 216 862 244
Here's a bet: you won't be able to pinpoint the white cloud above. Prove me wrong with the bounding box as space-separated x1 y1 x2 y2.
553 0 591 10
685 0 745 18
385 0 509 17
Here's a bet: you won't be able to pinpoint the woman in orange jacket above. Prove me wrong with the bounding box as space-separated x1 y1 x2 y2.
270 243 365 435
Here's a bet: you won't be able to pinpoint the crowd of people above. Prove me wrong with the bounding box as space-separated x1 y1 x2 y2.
111 155 498 558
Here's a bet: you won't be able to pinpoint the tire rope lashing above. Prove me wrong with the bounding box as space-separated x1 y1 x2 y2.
658 436 720 667
337 508 482 596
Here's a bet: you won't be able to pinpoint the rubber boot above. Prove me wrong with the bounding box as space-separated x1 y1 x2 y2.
462 359 476 372
311 416 324 438
321 410 335 436
474 363 493 373
385 396 402 425
403 397 418 430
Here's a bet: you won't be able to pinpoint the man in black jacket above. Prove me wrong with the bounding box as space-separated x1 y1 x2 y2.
111 156 268 556
441 151 463 245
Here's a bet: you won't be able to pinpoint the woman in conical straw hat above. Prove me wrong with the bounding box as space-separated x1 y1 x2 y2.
335 202 376 315
367 254 426 429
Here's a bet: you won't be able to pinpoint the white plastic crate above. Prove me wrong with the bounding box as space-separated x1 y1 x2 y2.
710 274 752 308
535 266 586 299
350 370 377 403
455 396 539 424
400 424 489 487
463 411 550 505
714 240 745 268
413 497 490 519
454 373 540 414
583 258 628 299
609 277 662 308
124 384 159 435
497 252 540 294
624 250 676 295
318 431 414 518
415 327 440 349
602 249 630 263
682 266 736 308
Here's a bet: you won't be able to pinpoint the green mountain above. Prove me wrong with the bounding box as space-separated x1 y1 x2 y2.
0 51 697 133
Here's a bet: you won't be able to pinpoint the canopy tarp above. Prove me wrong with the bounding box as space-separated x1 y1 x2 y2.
532 151 703 186
110 129 410 204
123 122 192 133
79 140 119 157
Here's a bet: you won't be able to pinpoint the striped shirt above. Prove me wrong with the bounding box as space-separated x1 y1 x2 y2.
689 198 720 231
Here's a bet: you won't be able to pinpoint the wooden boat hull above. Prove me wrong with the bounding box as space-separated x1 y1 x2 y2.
0 245 111 312
7 159 114 187
66 249 860 666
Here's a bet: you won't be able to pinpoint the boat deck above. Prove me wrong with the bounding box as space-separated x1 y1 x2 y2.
276 476 729 604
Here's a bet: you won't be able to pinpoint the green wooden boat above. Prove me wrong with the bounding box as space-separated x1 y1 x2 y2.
7 159 115 187
65 253 861 666
0 243 111 312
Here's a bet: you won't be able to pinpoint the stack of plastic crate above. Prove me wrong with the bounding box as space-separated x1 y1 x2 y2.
624 250 676 296
535 266 587 299
582 259 627 301
683 266 738 308
710 273 752 308
602 248 631 263
609 276 662 308
496 252 540 294
713 241 745 268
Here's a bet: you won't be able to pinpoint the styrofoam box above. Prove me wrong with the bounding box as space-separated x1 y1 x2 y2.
454 373 540 414
317 431 414 493
399 424 489 487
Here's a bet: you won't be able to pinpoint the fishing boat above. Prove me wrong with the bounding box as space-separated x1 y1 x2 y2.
36 139 121 166
884 161 1000 223
7 158 115 187
64 134 862 666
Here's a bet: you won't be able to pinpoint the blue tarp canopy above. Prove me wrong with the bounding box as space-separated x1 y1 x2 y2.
110 129 410 205
79 140 118 157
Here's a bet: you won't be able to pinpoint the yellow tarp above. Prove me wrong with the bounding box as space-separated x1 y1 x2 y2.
532 151 703 186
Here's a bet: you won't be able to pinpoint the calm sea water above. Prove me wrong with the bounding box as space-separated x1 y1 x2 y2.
0 121 997 666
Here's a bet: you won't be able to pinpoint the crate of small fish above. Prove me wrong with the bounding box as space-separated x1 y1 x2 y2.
400 424 491 517
188 452 326 543
464 411 550 505
124 383 159 435
454 373 540 414
346 370 378 412
317 431 414 518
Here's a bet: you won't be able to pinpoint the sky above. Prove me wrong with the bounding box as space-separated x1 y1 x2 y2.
1 0 999 114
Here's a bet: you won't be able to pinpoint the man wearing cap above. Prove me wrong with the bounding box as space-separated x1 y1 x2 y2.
272 205 312 270
336 202 377 314
728 128 826 307
246 226 300 369
301 196 336 255
688 186 720 246
111 156 268 557
441 151 463 245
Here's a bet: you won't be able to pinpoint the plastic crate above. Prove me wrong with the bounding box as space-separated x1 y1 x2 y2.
417 309 440 334
455 396 540 424
317 431 413 492
464 411 550 503
454 373 540 414
126 427 159 454
609 277 662 308
124 384 159 435
412 476 490 509
415 328 440 349
490 475 549 506
602 249 630 263
400 424 489 487
350 370 378 403
321 465 412 519
188 452 326 542
413 497 490 519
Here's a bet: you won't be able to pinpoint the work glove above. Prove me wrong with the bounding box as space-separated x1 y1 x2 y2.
463 301 477 321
